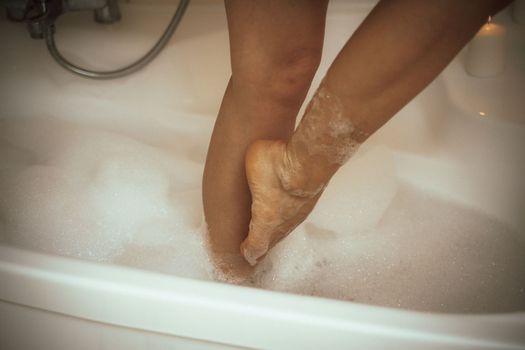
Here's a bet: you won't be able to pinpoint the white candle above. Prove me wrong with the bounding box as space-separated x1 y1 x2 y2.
465 18 506 78
511 0 525 24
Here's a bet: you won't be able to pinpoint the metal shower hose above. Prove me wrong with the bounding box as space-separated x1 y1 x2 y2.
44 0 190 79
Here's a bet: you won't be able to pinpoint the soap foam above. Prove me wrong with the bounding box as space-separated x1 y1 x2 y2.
256 183 525 313
1 117 524 313
0 118 209 277
295 83 362 166
307 145 398 234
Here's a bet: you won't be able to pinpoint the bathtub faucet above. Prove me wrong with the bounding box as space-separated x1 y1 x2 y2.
3 0 121 39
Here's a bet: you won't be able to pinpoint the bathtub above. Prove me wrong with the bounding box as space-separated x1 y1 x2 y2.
1 1 525 349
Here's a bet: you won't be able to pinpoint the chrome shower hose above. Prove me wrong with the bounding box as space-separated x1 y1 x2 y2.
44 0 190 79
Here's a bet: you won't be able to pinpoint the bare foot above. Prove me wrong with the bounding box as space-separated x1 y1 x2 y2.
241 140 322 266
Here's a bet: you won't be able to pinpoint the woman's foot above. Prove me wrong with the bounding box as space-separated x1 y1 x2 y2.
241 140 322 266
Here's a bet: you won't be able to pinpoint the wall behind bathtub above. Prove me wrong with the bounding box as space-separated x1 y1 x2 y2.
0 0 376 131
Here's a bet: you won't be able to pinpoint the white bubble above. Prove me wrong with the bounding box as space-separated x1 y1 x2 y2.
308 145 398 234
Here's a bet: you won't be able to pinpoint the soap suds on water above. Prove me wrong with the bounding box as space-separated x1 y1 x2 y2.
1 117 524 314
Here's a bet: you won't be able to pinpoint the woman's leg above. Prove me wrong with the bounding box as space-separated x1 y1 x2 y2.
241 0 511 265
203 0 329 279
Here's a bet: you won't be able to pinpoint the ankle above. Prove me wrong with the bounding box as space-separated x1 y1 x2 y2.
276 140 333 198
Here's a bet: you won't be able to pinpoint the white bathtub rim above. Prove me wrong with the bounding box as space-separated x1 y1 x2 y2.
0 244 524 349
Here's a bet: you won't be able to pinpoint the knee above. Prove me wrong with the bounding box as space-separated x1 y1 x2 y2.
232 47 322 108
273 48 322 99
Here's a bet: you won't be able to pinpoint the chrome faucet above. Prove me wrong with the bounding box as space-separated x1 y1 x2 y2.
3 0 121 38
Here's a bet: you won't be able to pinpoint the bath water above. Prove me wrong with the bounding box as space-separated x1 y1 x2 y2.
1 117 524 313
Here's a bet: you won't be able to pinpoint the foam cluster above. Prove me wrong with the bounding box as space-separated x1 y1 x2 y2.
1 117 524 313
0 118 213 279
